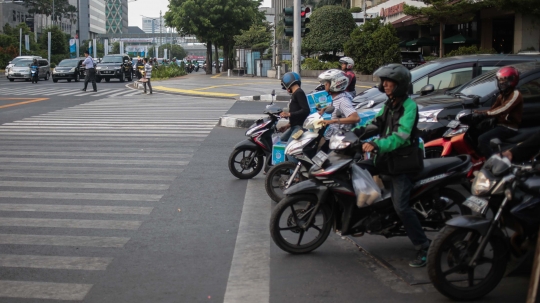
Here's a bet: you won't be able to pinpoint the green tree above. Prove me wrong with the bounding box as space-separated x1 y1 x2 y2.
112 41 120 54
315 0 350 9
349 7 362 13
234 23 272 51
344 17 400 74
79 40 105 57
2 23 39 55
404 0 487 58
302 5 357 57
148 43 187 59
21 0 77 25
486 0 540 19
38 26 68 55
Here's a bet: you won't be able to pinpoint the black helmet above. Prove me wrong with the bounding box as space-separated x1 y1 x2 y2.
281 72 301 90
373 64 411 97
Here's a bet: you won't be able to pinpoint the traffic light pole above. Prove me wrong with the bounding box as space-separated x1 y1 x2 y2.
292 0 301 74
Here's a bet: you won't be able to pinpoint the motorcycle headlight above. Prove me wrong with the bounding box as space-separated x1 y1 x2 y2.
443 126 468 138
329 134 350 150
472 171 496 196
418 109 443 123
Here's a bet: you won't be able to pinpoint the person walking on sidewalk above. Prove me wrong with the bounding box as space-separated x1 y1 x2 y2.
82 50 97 92
142 57 153 95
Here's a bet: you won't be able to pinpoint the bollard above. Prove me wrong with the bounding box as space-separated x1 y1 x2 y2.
277 66 281 80
228 69 231 77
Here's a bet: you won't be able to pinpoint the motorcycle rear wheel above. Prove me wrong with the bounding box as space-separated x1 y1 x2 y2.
427 225 507 301
265 161 305 203
270 194 332 254
228 147 264 179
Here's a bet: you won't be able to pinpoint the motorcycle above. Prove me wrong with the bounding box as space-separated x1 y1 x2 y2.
30 65 39 83
270 128 473 255
228 90 282 179
427 151 540 301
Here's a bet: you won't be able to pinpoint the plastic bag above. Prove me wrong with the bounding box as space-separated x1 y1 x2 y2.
351 165 382 208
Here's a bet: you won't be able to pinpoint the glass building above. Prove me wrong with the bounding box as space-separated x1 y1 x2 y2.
106 0 128 34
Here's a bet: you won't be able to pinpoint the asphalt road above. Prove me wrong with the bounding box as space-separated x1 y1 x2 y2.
0 75 532 302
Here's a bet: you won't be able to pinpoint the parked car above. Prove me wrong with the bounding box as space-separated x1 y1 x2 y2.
7 58 50 82
95 54 133 82
401 51 425 70
52 58 85 83
354 54 540 110
416 61 540 142
5 55 42 79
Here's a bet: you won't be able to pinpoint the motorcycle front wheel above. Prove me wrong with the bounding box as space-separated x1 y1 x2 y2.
427 225 508 301
270 194 332 254
228 147 264 179
265 161 305 202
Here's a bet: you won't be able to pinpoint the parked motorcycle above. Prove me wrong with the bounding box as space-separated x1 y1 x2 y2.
427 152 540 301
228 90 281 179
270 128 472 254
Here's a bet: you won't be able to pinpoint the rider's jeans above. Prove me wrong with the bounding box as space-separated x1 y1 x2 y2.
478 126 517 157
280 125 302 163
357 160 430 250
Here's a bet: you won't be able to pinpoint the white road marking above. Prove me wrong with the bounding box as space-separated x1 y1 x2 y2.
0 280 93 300
0 254 113 270
0 203 154 214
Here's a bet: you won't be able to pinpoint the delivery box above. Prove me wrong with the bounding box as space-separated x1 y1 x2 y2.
272 141 288 165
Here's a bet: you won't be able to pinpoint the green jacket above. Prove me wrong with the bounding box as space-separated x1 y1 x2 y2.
371 97 418 154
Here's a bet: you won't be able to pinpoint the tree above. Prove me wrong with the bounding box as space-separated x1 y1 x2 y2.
112 42 120 54
487 0 540 18
79 40 105 57
148 43 187 59
302 5 357 57
315 0 350 9
2 23 39 55
234 23 272 51
404 0 487 58
21 0 77 25
349 7 362 13
344 17 400 74
38 26 68 55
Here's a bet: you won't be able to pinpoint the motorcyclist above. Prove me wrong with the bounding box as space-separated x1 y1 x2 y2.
474 66 523 157
318 69 360 150
339 57 356 98
30 59 39 82
358 63 430 267
278 72 310 149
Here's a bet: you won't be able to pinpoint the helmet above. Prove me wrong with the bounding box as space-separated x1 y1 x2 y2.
496 66 519 94
318 69 349 93
281 72 301 90
373 64 411 97
339 57 354 70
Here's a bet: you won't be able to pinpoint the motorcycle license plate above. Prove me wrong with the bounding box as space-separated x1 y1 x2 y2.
463 196 488 213
447 120 460 129
312 150 328 167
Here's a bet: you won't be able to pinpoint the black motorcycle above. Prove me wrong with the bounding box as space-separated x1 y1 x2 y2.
270 129 472 254
427 149 540 301
228 91 282 179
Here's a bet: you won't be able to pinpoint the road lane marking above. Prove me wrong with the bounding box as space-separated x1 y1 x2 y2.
0 165 183 173
0 218 142 230
224 177 270 303
0 191 162 201
0 181 170 190
211 73 222 78
0 98 48 109
0 234 130 247
0 151 194 158
0 204 154 215
0 254 113 270
0 157 189 166
0 280 93 301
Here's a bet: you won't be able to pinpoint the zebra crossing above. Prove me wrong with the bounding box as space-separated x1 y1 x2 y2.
0 95 235 301
0 86 167 97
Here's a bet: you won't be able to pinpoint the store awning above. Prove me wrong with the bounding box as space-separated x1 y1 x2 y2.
391 15 417 28
399 40 408 47
405 37 436 47
442 34 478 44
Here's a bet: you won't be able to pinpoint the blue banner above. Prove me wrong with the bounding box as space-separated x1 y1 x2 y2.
69 39 76 55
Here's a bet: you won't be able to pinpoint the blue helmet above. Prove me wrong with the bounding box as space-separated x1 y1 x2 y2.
281 72 301 90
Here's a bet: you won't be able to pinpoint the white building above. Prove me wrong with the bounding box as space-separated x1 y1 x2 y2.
142 16 164 34
79 0 106 41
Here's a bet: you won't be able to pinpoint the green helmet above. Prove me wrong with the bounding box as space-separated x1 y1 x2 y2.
373 64 411 97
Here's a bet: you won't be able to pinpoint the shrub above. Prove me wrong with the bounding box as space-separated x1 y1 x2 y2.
445 45 496 57
151 63 186 80
349 7 363 13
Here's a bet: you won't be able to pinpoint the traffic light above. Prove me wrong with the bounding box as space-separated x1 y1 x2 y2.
283 7 294 37
301 7 310 37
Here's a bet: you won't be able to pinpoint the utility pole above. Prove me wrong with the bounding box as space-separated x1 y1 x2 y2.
292 0 301 73
52 0 54 27
159 10 162 47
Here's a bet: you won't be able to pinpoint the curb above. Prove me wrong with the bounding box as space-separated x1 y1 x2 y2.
238 94 290 102
219 114 266 128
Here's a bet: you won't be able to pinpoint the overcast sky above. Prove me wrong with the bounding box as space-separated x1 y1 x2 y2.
128 0 272 29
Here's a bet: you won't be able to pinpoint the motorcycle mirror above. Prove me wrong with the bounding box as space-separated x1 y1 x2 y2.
490 138 503 153
324 105 335 114
336 109 344 118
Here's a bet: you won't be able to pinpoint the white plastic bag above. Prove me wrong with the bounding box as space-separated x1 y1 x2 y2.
351 165 382 208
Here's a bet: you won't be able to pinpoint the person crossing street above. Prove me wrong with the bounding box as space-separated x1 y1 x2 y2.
142 57 153 95
81 50 97 92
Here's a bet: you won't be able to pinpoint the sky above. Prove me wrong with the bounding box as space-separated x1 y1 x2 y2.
128 0 272 29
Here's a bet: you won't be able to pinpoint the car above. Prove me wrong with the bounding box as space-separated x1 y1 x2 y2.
416 61 540 142
5 55 42 78
95 54 133 82
353 54 540 111
52 58 85 83
401 51 425 70
7 58 50 82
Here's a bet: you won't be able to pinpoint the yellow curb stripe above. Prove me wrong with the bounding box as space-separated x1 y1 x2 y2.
192 82 276 91
153 86 239 97
0 98 49 109
210 73 222 78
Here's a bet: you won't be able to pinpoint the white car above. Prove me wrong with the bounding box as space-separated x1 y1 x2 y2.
5 55 42 77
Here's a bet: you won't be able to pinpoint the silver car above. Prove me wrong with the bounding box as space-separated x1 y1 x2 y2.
7 59 50 82
5 55 42 78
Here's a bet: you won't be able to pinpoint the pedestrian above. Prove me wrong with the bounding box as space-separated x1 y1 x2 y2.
82 50 97 92
142 57 153 95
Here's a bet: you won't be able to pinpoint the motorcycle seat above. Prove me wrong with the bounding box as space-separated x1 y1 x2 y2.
502 126 540 144
413 155 470 181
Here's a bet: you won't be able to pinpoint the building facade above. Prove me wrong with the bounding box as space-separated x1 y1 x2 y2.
79 0 106 41
106 0 128 34
142 16 163 34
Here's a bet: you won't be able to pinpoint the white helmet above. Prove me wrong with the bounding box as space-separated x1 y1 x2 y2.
318 69 349 93
339 57 354 70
